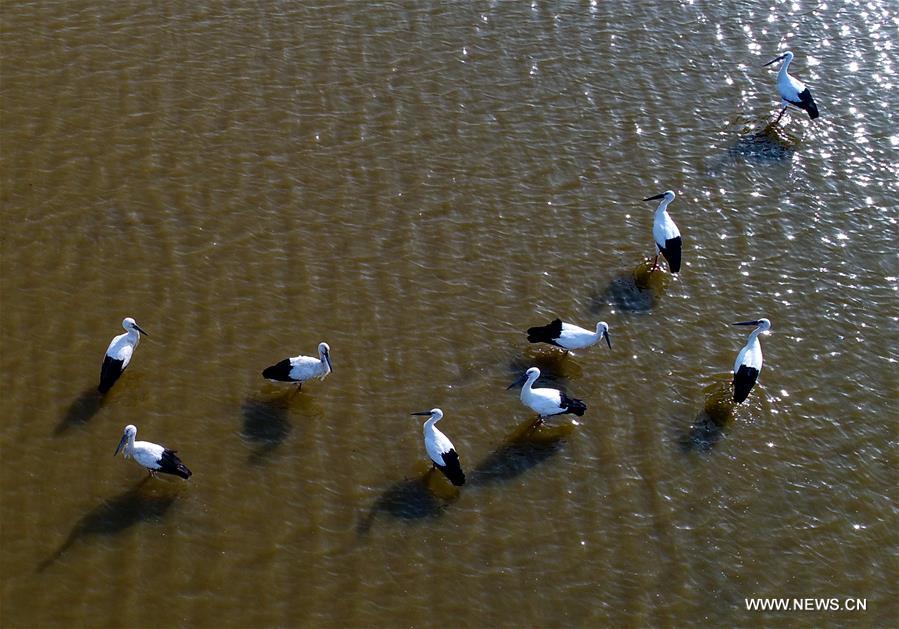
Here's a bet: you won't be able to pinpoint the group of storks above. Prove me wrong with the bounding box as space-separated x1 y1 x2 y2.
103 50 817 485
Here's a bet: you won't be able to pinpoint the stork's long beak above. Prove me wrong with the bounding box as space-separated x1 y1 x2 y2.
733 320 761 326
603 330 612 349
643 193 666 201
134 324 149 336
506 373 527 390
114 434 128 456
410 411 432 416
763 54 786 67
323 351 332 372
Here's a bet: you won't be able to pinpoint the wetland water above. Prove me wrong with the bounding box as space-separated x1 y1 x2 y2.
1 1 897 627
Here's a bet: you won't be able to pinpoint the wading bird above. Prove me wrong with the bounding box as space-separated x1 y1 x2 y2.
763 51 819 123
644 191 682 273
99 317 148 394
508 367 586 422
732 318 771 404
114 424 192 479
526 319 611 352
411 409 465 486
262 342 332 390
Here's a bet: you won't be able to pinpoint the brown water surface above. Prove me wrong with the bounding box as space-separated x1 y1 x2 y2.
2 1 897 627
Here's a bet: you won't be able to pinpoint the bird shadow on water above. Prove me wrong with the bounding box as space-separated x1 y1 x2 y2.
240 392 296 464
589 261 669 315
356 467 459 537
37 478 179 573
711 117 800 172
678 381 738 453
355 418 575 537
54 388 105 436
468 416 574 486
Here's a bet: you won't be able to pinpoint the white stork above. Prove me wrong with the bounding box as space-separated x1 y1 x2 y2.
262 342 332 390
507 367 586 422
644 191 682 274
99 317 148 394
732 318 772 404
411 409 465 486
763 51 819 123
114 424 191 479
526 318 611 352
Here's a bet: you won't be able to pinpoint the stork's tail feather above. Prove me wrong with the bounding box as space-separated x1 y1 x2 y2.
733 366 760 404
438 450 466 486
560 393 587 416
662 237 682 274
98 356 124 394
567 400 587 416
526 318 563 344
442 466 466 486
797 88 819 119
262 358 293 381
160 450 192 479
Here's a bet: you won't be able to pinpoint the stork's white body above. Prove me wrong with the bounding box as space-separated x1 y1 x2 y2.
262 342 332 387
99 317 147 393
514 367 586 418
105 328 140 367
557 323 601 349
653 202 680 252
526 319 611 351
644 191 682 273
121 435 167 471
776 62 808 108
520 370 565 416
733 333 764 376
764 51 819 121
732 319 771 404
114 424 191 479
413 409 465 486
284 354 330 382
423 414 456 468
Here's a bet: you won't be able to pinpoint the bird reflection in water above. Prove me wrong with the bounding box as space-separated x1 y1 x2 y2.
469 416 574 485
728 118 799 164
357 464 456 536
55 388 105 435
591 261 670 315
240 392 298 464
38 478 178 572
681 381 738 453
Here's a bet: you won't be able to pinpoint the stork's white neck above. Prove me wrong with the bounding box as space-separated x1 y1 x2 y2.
746 326 764 345
778 55 793 77
122 328 141 346
123 433 136 458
